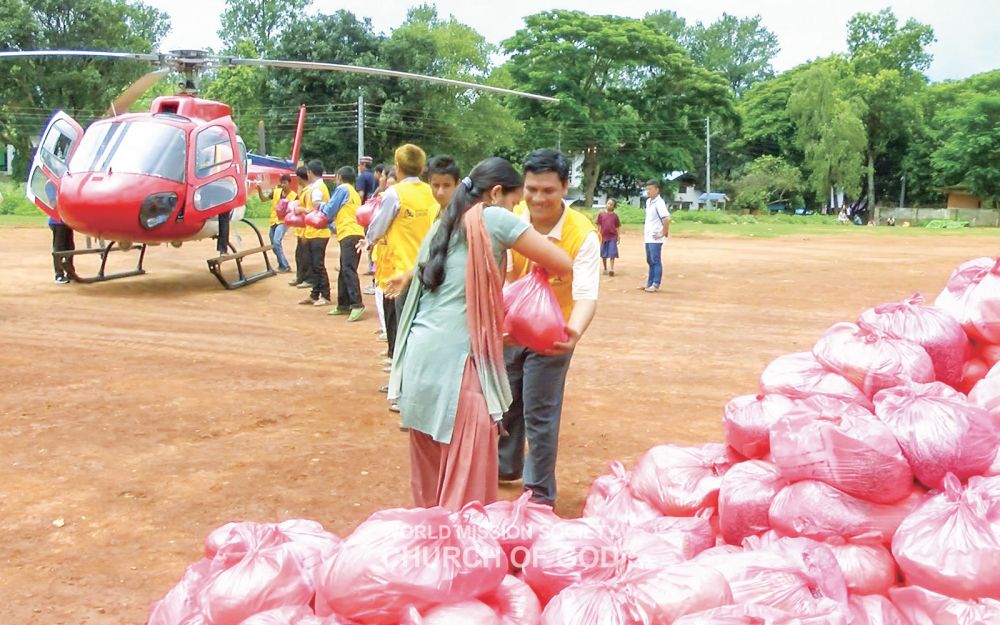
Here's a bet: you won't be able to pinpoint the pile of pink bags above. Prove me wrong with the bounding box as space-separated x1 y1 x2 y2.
150 256 1000 625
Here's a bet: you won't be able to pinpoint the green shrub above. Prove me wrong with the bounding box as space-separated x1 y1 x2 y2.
0 179 43 216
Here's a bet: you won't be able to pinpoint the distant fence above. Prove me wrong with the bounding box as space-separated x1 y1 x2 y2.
883 206 1000 227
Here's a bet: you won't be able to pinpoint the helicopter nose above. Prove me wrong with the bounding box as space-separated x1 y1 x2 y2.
59 173 190 242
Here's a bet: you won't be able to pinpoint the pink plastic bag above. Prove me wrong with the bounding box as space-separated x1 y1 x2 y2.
149 558 214 625
503 268 568 353
481 575 542 625
723 393 798 459
759 352 872 409
402 601 502 625
275 199 290 220
971 367 1000 422
718 460 787 545
521 518 622 606
673 604 807 625
538 579 655 625
274 519 341 580
768 399 913 504
858 293 971 388
959 357 991 394
582 462 661 526
874 381 999 488
847 595 909 625
355 198 377 228
934 256 1000 344
315 506 507 625
236 606 315 625
826 540 897 596
981 342 1000 369
201 543 313 625
890 585 1000 625
813 322 935 398
205 522 288 569
283 210 305 228
769 480 925 544
892 473 1000 600
639 513 716 561
630 444 735 516
628 563 734 624
482 491 561 571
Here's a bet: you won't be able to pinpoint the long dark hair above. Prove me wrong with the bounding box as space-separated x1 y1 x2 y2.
418 157 522 292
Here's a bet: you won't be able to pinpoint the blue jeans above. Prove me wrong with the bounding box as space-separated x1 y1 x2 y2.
269 224 290 270
499 346 574 504
645 242 663 287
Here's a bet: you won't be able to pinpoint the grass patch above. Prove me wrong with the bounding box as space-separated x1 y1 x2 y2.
580 204 841 227
0 180 45 217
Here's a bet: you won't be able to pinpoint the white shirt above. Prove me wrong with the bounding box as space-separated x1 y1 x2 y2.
516 203 600 302
644 194 671 243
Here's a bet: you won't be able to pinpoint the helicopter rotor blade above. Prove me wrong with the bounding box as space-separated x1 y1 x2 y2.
0 49 162 62
107 68 170 116
220 57 559 103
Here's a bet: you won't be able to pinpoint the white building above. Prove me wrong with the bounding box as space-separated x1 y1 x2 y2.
1 145 13 176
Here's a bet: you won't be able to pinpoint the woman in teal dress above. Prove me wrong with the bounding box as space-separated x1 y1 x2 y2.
388 157 572 510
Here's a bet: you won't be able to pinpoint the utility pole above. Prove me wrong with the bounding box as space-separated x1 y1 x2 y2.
257 120 266 155
357 93 365 162
899 175 906 209
705 117 712 211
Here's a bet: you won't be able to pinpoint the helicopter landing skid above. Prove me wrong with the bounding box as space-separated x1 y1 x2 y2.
205 218 275 289
57 241 148 284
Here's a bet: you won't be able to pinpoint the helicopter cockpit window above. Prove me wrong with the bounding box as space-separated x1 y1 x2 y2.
68 121 187 183
196 127 235 178
39 119 79 177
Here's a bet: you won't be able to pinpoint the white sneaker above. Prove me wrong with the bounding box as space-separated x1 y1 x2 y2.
313 297 331 306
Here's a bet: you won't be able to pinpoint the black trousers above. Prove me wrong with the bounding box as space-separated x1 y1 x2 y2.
295 236 312 285
383 281 410 357
217 210 231 254
337 235 363 310
308 237 330 300
50 223 75 278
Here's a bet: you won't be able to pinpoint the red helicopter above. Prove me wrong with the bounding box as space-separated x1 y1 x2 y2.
0 49 557 288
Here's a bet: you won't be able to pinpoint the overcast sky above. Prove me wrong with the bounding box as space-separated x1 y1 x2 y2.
145 0 999 82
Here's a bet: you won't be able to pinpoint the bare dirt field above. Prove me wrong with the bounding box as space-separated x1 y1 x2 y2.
0 224 996 624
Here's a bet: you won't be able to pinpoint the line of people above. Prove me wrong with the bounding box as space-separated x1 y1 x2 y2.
263 144 602 513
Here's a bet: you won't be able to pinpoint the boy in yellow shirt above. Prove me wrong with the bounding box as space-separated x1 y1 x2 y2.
257 173 295 272
324 166 366 321
296 160 332 306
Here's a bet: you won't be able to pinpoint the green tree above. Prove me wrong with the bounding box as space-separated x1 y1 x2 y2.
932 93 1000 205
731 155 803 210
218 0 311 56
787 59 867 206
643 10 686 42
374 4 523 168
265 10 383 166
503 10 734 207
202 40 267 150
684 13 780 96
734 63 810 165
846 8 934 218
0 0 170 178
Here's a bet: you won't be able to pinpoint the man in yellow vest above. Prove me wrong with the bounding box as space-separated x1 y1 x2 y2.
324 166 366 321
499 149 601 505
297 159 332 306
365 144 440 364
257 173 296 273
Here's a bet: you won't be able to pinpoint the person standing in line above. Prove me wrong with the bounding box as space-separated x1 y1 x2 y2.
426 155 460 209
324 166 366 321
356 156 377 203
595 197 621 276
289 166 313 288
388 157 572 510
258 174 296 272
499 149 601 506
365 145 439 363
49 212 75 284
296 159 332 306
641 179 670 293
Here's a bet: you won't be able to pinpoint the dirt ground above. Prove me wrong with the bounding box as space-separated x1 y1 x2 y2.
0 224 995 624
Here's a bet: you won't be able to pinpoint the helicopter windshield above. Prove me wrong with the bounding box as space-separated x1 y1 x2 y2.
69 121 187 183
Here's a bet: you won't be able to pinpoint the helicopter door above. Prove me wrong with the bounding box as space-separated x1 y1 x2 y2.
188 124 247 218
26 111 84 218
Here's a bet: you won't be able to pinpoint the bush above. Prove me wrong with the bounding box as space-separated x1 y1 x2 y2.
0 179 44 216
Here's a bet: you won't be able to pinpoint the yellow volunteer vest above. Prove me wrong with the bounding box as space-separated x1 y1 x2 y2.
334 184 365 241
303 180 332 240
269 189 296 226
379 180 439 286
510 203 597 321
